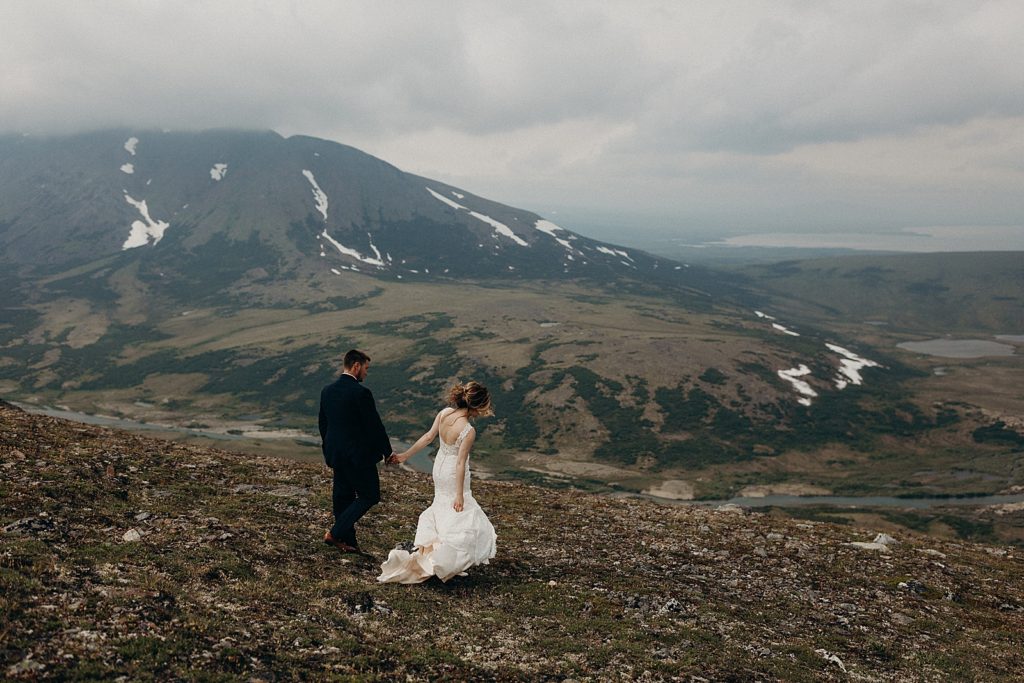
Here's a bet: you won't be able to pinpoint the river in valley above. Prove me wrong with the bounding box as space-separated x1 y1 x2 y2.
15 402 1023 510
627 491 1024 509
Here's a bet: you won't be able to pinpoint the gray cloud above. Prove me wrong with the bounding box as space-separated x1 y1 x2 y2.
2 0 1022 236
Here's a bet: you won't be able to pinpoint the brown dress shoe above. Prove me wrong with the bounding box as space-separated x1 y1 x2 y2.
324 531 358 553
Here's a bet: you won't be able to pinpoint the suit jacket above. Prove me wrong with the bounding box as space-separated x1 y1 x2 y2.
318 374 391 468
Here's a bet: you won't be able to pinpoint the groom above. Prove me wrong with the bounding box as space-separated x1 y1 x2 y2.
318 349 393 553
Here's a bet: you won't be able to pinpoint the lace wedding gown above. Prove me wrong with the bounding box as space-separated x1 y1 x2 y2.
377 421 496 583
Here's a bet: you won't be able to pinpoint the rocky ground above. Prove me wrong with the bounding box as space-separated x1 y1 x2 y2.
2 399 1023 681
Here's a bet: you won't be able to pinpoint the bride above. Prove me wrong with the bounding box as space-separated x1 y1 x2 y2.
378 382 497 583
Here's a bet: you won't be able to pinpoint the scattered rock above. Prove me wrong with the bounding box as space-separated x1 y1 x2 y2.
122 529 142 542
898 580 927 594
345 592 374 614
6 657 46 676
892 612 914 625
815 648 847 673
3 516 56 534
661 598 682 613
267 485 312 498
873 533 899 546
847 542 890 552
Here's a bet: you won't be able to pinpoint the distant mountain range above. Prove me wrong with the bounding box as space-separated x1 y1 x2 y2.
0 129 703 289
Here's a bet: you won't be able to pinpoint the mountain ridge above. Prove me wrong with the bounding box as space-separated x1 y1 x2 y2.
0 128 703 289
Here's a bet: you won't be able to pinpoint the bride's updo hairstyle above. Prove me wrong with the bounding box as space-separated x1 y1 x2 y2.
448 381 494 417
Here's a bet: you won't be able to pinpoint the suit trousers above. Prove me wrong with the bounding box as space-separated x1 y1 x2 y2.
330 460 381 546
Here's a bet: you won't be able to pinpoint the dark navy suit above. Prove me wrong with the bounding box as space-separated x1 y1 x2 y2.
319 374 391 547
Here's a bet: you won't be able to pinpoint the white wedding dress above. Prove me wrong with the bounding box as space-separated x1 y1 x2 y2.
377 419 497 583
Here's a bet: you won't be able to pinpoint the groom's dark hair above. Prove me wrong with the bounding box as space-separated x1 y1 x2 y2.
343 349 371 369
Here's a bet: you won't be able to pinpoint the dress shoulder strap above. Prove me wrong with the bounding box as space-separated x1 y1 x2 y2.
455 422 473 445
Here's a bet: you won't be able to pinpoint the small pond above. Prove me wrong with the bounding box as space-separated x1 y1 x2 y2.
896 338 1015 358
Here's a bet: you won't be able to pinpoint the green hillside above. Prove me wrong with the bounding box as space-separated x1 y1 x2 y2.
735 251 1024 334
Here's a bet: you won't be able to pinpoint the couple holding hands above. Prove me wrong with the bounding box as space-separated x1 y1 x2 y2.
318 349 496 583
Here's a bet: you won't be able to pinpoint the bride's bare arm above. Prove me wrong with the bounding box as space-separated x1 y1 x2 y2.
452 428 475 512
395 411 443 462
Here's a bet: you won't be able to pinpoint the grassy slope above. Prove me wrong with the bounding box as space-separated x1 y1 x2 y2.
3 402 1024 681
0 274 841 457
734 251 1024 334
3 268 1023 508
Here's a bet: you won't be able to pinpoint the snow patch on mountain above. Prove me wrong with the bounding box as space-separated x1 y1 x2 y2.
427 187 528 247
535 219 579 253
778 365 818 406
302 170 328 220
120 164 134 175
210 163 228 181
772 323 800 337
596 246 633 261
320 231 385 267
469 211 528 247
124 137 139 155
534 219 563 238
827 343 881 389
367 234 389 264
122 194 169 249
427 187 467 211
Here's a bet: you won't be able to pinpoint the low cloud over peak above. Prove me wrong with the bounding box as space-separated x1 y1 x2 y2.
3 1 1022 235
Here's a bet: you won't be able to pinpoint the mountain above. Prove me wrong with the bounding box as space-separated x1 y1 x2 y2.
3 401 1024 680
0 129 708 289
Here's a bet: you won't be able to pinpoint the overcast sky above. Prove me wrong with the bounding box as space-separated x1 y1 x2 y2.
2 1 1023 241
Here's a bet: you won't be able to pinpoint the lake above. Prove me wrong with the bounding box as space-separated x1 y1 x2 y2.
896 338 1016 358
715 226 1024 252
685 492 1024 509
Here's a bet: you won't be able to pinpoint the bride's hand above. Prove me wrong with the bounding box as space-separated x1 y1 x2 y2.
453 496 464 513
